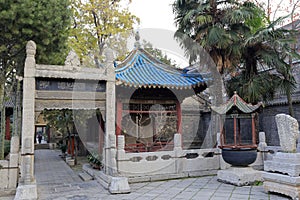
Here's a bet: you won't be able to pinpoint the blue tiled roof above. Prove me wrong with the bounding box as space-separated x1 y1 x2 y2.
115 49 206 89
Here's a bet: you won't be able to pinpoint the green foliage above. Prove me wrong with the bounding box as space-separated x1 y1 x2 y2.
4 140 10 157
173 0 299 105
60 144 68 154
0 0 71 69
87 152 102 169
0 0 71 158
141 40 175 66
173 0 264 71
69 0 139 66
253 180 263 186
42 109 74 137
227 72 280 103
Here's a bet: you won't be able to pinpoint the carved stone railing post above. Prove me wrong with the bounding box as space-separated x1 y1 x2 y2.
117 135 126 163
15 41 37 199
258 132 267 152
174 133 183 173
174 133 182 149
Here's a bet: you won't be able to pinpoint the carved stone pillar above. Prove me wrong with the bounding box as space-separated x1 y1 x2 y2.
15 41 37 200
104 48 117 176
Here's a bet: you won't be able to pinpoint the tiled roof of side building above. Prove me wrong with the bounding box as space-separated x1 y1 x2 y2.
115 48 206 90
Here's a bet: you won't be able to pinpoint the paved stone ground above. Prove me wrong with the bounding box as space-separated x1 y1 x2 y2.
34 150 290 200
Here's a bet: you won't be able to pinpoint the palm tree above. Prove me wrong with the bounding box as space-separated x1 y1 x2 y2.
173 1 261 104
173 0 299 113
228 17 298 103
173 0 265 148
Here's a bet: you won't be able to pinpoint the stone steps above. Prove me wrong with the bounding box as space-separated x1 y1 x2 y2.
79 172 94 181
35 144 50 150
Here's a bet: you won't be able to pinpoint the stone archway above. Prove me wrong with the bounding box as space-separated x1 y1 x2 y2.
15 41 116 199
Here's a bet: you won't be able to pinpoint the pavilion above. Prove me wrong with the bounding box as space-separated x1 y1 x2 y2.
114 36 207 152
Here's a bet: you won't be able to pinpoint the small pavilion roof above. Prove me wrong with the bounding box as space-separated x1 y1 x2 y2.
115 48 206 90
211 92 263 115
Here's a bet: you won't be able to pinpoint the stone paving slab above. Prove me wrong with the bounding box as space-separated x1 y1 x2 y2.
32 150 291 200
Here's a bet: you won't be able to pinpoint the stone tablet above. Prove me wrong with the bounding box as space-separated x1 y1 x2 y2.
275 114 299 152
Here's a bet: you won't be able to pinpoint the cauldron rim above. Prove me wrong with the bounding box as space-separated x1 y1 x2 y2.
221 147 258 167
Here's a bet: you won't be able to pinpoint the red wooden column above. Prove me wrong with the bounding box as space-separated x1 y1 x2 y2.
5 116 10 140
233 115 237 148
176 101 182 134
116 100 123 147
68 137 75 156
176 101 182 148
116 100 123 135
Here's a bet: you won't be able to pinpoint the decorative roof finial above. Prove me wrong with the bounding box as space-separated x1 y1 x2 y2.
134 31 141 49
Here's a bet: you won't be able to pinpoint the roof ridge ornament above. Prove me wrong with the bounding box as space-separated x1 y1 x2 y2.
134 31 141 49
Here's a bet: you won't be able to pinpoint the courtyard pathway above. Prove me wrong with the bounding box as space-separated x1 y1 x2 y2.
34 149 290 200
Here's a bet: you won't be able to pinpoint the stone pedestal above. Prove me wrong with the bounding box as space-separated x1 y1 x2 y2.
263 152 300 199
14 182 37 200
66 157 75 166
263 172 300 200
109 177 131 194
217 167 262 186
264 153 300 177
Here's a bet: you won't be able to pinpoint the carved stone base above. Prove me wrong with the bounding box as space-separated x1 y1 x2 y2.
263 172 300 200
109 177 130 194
217 167 262 186
15 182 37 200
83 164 130 194
264 153 300 177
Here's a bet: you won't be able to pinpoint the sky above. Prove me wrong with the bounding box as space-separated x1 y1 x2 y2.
128 0 176 31
126 0 189 68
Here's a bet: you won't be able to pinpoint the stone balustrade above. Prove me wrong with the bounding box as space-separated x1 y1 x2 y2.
117 134 220 182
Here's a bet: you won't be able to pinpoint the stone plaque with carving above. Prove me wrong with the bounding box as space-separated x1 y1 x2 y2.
36 78 106 92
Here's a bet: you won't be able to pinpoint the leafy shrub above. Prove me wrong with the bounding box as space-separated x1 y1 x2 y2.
4 140 10 157
60 144 67 153
87 152 102 169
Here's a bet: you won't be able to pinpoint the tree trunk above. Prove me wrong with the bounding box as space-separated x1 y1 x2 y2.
287 13 296 117
286 86 294 117
202 53 224 149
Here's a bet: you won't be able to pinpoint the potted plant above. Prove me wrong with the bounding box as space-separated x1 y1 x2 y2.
60 144 67 158
87 152 102 170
